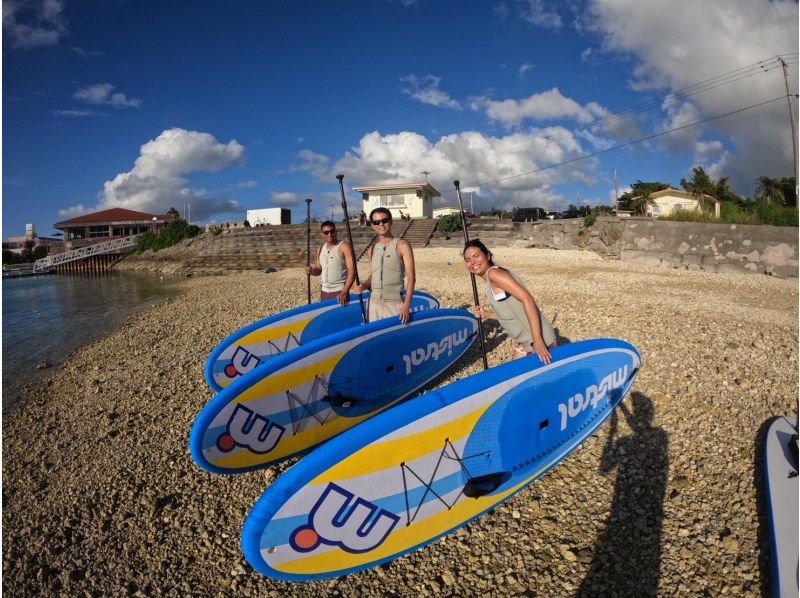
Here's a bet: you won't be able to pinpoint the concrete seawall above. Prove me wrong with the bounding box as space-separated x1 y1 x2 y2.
510 217 798 279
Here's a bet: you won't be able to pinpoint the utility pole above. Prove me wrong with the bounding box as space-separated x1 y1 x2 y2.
614 168 619 215
779 56 798 192
470 192 474 215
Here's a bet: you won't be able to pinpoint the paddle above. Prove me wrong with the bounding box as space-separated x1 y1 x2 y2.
454 180 489 371
305 198 312 304
336 174 367 324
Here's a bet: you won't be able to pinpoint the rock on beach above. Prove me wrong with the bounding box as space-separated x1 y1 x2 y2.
3 248 797 596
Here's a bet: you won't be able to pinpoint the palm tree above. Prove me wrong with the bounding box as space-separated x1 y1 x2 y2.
629 189 654 216
754 176 785 204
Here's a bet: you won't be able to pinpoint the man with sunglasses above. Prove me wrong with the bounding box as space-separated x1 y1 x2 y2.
357 208 416 324
304 220 356 305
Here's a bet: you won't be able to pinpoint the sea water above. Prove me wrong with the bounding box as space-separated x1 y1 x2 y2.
2 272 180 410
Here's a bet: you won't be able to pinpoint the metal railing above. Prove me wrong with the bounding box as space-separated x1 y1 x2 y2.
33 235 140 272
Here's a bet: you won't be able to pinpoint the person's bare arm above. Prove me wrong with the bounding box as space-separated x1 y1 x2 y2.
305 246 323 276
338 242 356 305
398 240 415 324
487 268 551 364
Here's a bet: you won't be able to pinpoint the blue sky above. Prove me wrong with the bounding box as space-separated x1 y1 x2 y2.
3 0 798 235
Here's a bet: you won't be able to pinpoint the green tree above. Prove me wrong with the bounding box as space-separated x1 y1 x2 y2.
776 177 797 207
618 180 670 212
20 239 35 262
680 166 715 197
628 189 654 216
754 176 786 205
167 207 180 217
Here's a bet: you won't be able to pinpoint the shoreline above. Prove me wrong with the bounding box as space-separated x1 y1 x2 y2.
3 248 797 595
1 271 182 414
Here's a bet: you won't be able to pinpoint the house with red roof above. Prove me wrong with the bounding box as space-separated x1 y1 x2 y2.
54 208 178 250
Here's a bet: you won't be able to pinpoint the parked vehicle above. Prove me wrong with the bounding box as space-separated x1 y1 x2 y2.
513 207 546 222
561 209 581 219
545 211 561 220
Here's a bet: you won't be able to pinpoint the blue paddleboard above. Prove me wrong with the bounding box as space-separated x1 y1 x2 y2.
240 338 641 581
205 291 440 392
190 308 478 474
764 416 798 598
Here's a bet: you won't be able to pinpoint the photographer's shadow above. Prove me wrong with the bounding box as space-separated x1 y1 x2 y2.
579 392 669 597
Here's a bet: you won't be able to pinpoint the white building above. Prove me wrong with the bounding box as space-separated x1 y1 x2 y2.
246 208 291 226
354 182 440 219
432 206 462 218
643 189 721 218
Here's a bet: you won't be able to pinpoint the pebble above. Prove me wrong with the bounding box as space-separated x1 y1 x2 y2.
3 248 796 595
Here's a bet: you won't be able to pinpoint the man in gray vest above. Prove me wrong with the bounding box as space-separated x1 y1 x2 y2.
357 208 416 324
305 221 356 305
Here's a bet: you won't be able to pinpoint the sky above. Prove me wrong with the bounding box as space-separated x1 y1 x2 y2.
2 0 798 235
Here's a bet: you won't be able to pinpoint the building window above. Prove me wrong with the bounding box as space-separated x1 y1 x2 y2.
88 226 110 238
379 194 406 207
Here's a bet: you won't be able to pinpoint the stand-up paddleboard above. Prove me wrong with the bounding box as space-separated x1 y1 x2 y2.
191 308 478 474
205 291 439 392
241 338 640 581
764 416 798 598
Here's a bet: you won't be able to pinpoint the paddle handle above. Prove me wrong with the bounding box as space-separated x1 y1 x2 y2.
305 198 312 304
337 174 367 324
454 180 489 371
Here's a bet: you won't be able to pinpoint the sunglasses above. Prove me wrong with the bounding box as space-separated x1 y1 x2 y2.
321 229 336 235
371 218 391 226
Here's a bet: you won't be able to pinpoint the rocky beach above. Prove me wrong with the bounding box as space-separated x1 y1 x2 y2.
3 247 797 596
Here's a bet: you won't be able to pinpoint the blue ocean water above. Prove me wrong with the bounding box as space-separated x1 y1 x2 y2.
2 272 180 410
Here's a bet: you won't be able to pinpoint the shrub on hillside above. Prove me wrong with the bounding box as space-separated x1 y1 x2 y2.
660 202 798 226
436 214 463 234
136 219 201 252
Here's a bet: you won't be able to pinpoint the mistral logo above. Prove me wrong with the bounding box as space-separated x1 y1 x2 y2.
401 326 473 375
224 346 262 379
216 404 285 454
557 365 630 431
289 483 400 554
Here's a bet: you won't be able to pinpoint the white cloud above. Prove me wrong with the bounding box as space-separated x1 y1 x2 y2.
517 0 562 30
60 128 245 221
58 203 89 218
583 0 798 191
269 191 306 206
400 74 462 110
291 149 332 179
52 109 99 117
518 62 534 77
298 128 597 212
580 47 594 62
475 87 608 127
73 83 141 107
3 0 66 50
237 180 258 189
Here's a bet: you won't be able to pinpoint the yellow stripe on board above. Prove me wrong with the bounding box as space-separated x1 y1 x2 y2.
310 401 494 486
232 352 344 405
237 317 313 346
211 406 387 467
275 471 539 575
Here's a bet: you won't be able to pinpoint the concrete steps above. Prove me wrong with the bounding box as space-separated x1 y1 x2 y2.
428 218 513 248
401 218 438 248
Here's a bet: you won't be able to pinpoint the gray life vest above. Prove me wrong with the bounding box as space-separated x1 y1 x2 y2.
370 237 404 301
320 242 347 292
484 266 556 350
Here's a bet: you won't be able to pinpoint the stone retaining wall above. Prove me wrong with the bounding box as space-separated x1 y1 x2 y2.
510 217 798 278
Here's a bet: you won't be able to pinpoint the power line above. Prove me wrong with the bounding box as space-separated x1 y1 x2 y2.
457 53 795 171
451 94 788 191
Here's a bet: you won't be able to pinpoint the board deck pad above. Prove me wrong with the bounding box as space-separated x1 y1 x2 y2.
764 415 799 598
191 308 478 474
240 338 641 581
205 291 440 392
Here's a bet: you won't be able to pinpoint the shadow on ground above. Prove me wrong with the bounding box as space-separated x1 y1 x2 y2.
579 392 669 596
